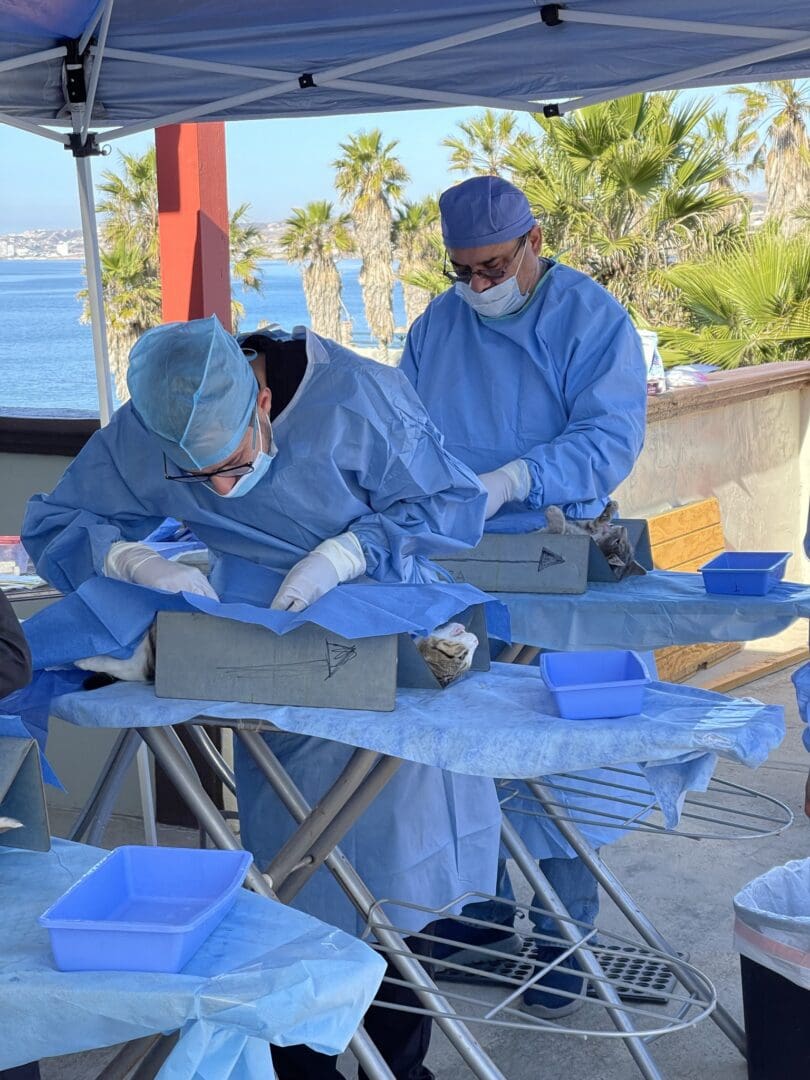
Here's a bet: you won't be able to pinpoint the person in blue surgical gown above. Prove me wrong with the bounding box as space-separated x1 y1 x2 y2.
23 315 500 1080
400 175 647 1019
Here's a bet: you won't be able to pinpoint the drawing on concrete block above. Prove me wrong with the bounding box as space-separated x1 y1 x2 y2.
325 641 358 679
216 637 358 682
537 547 566 573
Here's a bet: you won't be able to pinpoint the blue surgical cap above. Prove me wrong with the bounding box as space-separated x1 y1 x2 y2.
440 175 535 249
127 316 257 472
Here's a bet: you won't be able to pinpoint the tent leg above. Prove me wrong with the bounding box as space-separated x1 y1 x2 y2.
74 152 115 425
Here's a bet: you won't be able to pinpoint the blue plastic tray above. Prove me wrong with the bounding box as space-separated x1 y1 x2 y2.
39 845 252 973
540 650 650 720
700 552 791 596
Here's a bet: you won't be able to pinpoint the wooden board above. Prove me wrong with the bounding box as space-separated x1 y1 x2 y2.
701 646 809 694
648 498 738 683
652 523 725 570
668 548 725 574
647 498 721 547
655 641 742 683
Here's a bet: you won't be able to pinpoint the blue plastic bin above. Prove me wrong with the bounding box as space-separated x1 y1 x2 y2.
540 650 650 720
700 552 791 596
39 845 252 973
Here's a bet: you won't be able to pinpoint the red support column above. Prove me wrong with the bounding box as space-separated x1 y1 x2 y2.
155 123 231 330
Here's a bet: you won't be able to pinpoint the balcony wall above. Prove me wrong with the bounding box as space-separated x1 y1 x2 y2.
615 363 810 583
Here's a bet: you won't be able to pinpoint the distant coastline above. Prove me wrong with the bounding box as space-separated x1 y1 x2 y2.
0 223 286 261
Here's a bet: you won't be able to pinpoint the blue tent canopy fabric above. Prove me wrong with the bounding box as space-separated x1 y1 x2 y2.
0 2 809 135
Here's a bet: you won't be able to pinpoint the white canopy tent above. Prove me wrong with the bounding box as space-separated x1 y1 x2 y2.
2 0 809 421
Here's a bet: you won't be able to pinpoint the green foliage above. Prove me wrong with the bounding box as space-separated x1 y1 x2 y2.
82 147 269 398
442 110 533 176
332 130 409 208
506 93 745 320
656 225 810 367
279 201 352 262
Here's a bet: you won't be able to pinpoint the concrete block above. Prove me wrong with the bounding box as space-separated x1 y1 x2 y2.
437 532 591 593
155 612 398 712
436 520 653 593
0 735 50 852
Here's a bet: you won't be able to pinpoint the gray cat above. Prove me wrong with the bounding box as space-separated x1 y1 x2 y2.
544 500 647 580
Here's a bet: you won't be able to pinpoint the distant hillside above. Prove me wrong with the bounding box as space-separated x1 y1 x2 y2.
0 229 84 259
0 222 289 260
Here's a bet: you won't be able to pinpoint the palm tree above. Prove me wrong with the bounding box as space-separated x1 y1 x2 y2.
393 198 440 326
333 130 409 358
92 148 161 401
83 147 269 402
656 224 810 368
230 203 271 331
442 109 533 176
506 92 743 323
731 80 810 233
279 201 352 341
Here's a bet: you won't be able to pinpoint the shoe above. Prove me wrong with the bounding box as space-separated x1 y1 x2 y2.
430 916 523 968
521 946 587 1019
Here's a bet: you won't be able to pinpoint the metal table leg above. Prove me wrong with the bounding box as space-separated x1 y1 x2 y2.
239 728 508 1080
524 777 745 1055
186 723 237 795
500 815 666 1080
68 728 140 845
96 1034 161 1079
136 724 393 1080
263 746 386 892
126 1032 178 1079
136 743 157 846
136 725 271 896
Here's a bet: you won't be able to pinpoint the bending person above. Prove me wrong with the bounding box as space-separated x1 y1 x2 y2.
23 316 500 1080
400 175 647 1019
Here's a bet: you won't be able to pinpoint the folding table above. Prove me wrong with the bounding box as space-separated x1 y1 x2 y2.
50 665 784 1080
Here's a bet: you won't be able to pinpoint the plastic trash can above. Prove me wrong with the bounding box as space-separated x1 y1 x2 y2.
733 858 810 1079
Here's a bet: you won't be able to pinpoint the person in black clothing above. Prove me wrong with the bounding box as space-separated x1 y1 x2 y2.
0 591 31 699
0 591 39 1080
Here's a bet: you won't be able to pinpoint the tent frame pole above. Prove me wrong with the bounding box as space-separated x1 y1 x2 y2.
74 144 115 425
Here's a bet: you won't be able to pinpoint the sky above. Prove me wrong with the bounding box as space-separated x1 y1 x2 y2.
0 90 750 233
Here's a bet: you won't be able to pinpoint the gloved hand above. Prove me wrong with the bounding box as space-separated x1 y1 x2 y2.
75 624 156 683
271 532 366 612
105 541 218 599
478 459 532 520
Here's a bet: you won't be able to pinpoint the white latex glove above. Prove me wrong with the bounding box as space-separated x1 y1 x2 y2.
271 532 366 612
75 626 155 683
105 541 218 600
478 459 532 520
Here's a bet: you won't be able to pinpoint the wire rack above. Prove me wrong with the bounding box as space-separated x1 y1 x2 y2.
497 770 793 841
363 895 716 1041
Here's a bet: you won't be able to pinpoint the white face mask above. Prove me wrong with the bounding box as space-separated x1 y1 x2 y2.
454 238 531 319
215 412 277 499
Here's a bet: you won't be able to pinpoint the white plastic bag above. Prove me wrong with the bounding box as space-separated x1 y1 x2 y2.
734 858 810 990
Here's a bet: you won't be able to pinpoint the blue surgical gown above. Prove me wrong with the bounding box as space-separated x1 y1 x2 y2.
401 265 648 865
23 330 501 935
400 260 647 523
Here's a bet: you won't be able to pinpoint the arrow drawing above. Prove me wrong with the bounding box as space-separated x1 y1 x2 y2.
537 547 566 573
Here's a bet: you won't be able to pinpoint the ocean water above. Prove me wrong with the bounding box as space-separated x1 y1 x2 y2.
0 259 407 413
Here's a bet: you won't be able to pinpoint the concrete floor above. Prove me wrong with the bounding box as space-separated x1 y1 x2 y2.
34 660 810 1080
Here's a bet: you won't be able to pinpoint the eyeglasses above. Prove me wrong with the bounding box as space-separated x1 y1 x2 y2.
164 410 260 483
443 233 529 285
